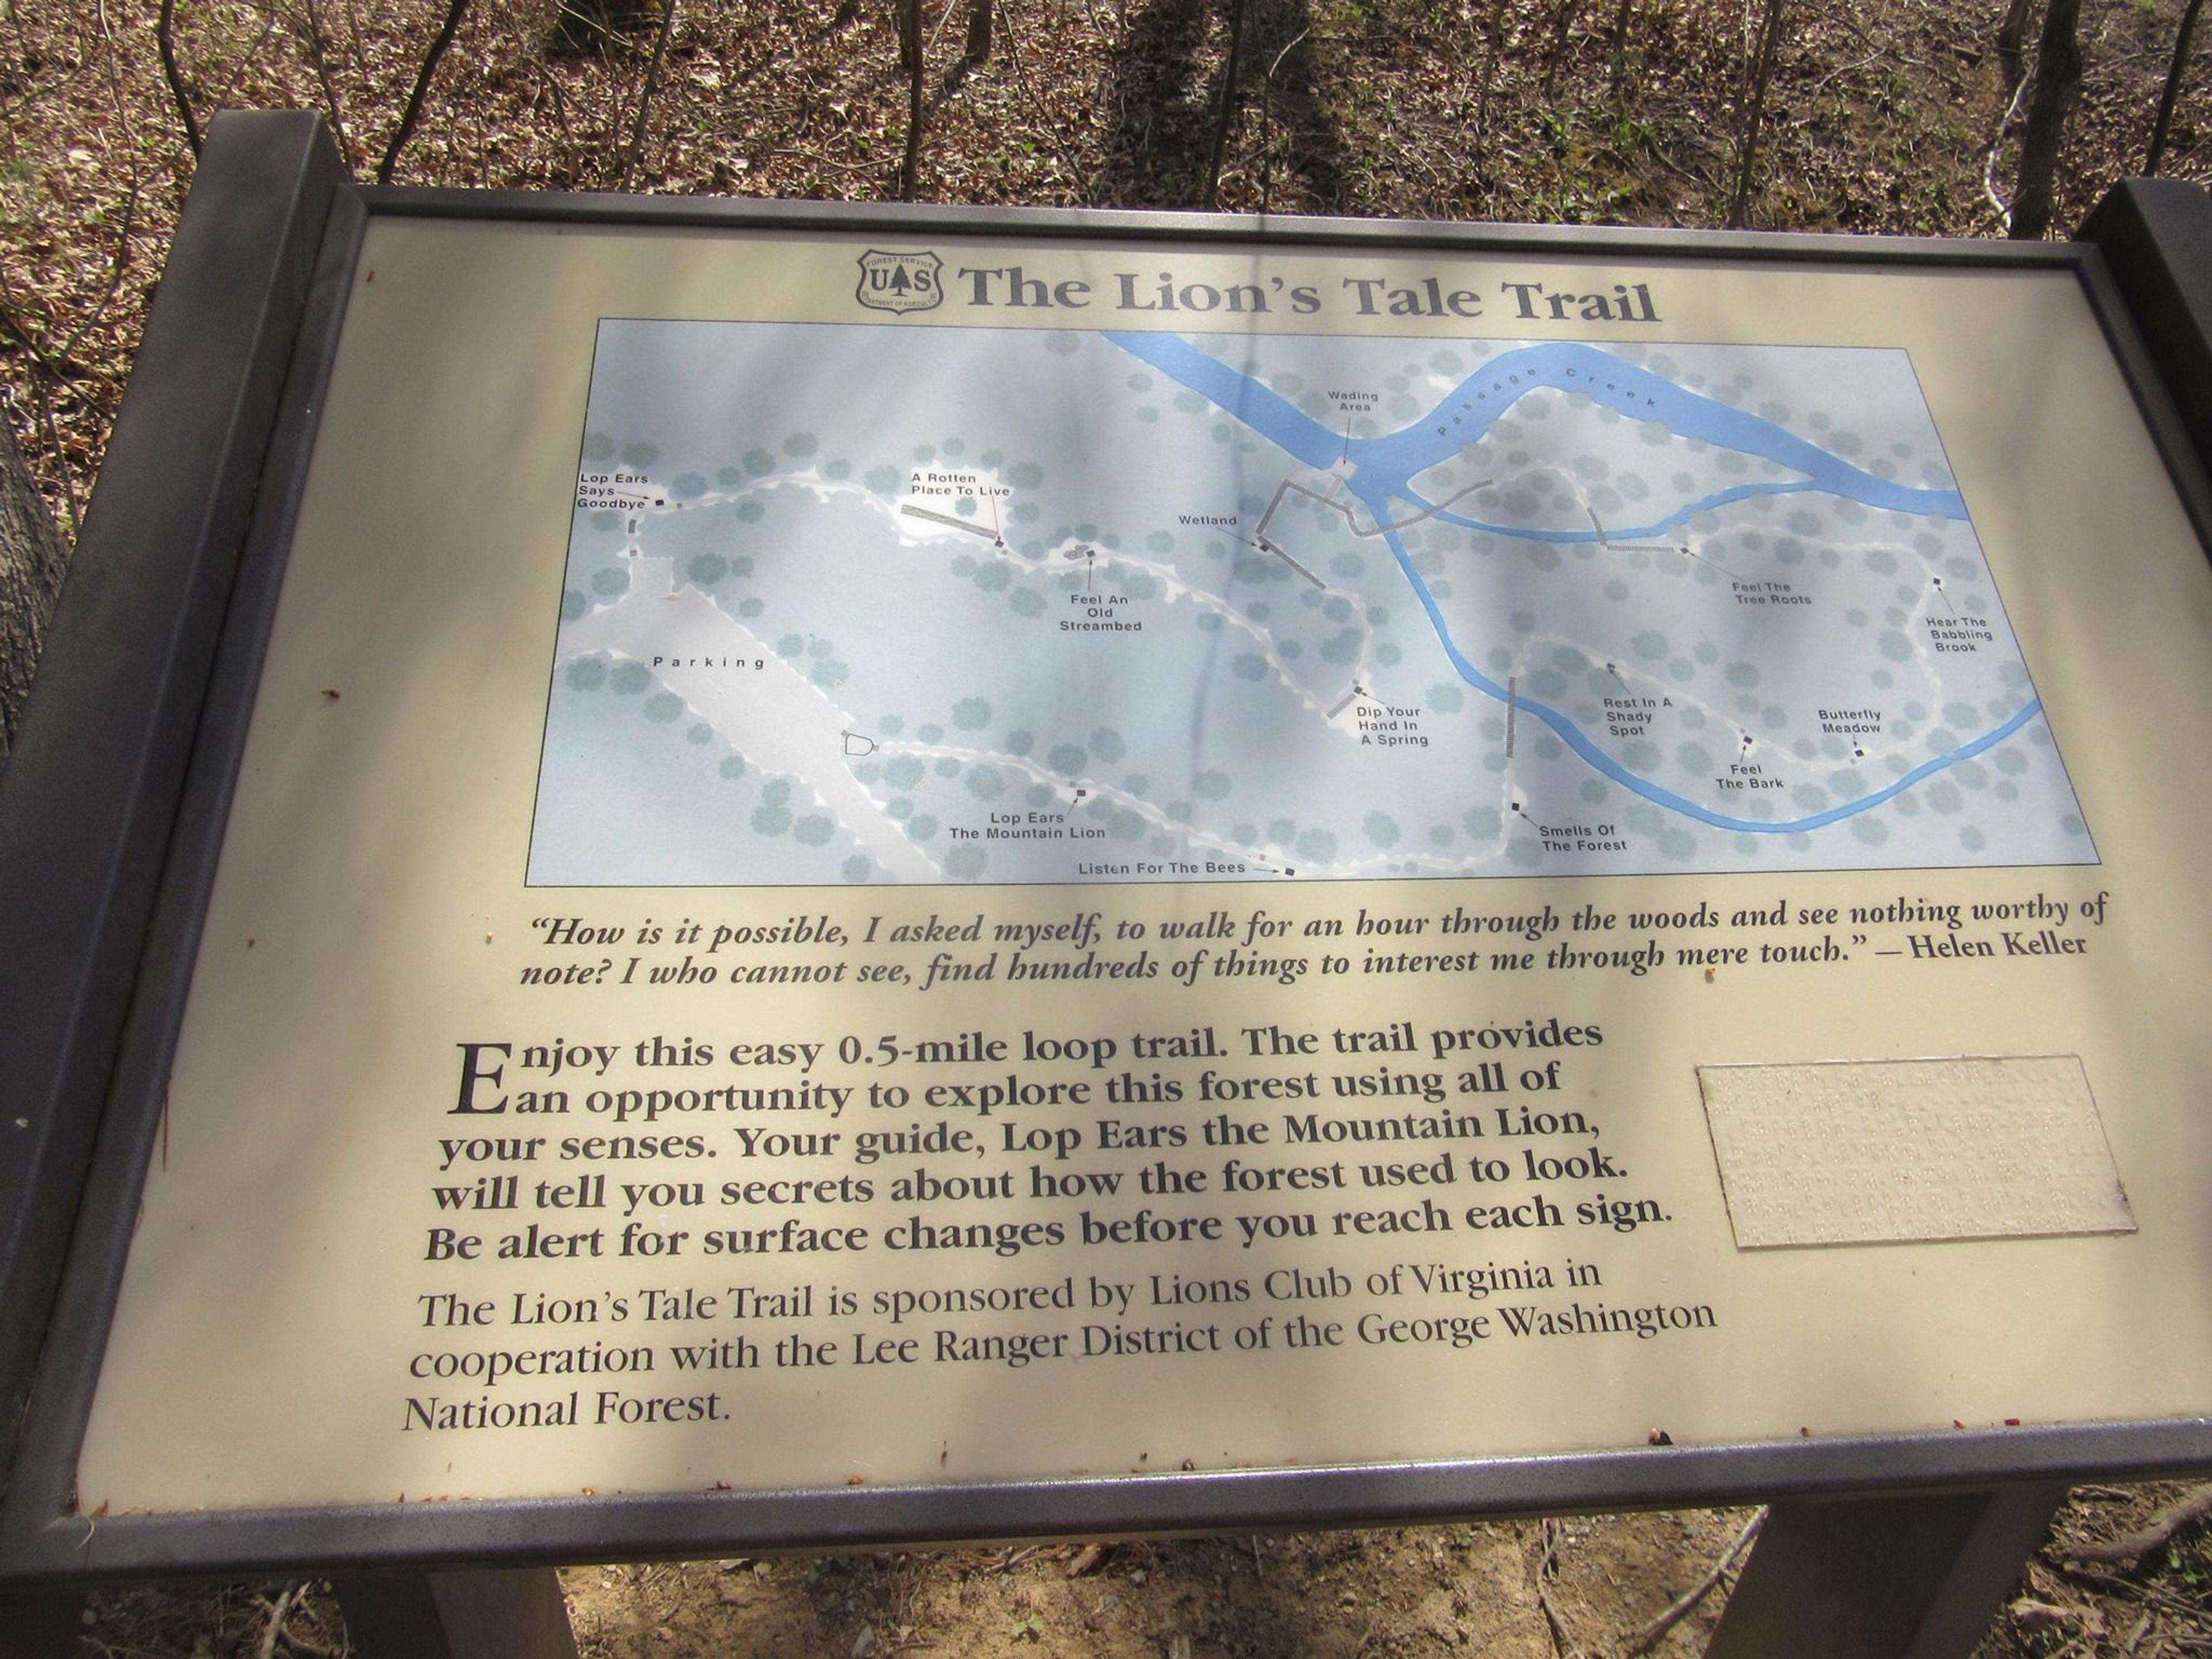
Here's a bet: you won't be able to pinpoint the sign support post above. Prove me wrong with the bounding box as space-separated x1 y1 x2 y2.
331 1569 579 1659
1708 1484 2069 1657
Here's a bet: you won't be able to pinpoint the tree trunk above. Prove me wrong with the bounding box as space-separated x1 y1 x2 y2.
1726 0 1788 228
615 0 679 189
1997 0 2039 88
2010 0 2082 239
900 0 925 199
377 0 473 184
1204 0 1247 207
1609 0 1638 94
965 0 992 64
0 408 69 771
157 0 204 155
2146 0 2206 175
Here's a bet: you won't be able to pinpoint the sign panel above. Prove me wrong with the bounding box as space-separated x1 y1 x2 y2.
66 214 2212 1521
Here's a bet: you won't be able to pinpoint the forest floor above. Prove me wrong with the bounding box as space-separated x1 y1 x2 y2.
67 1483 2212 1657
3 0 2209 527
6 0 2212 1653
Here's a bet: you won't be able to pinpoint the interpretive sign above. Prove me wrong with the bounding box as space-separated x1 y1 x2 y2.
3 116 2210 1583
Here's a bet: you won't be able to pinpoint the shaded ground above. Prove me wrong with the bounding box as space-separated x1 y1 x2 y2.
2 0 2208 531
65 1484 2212 1655
558 1516 1724 1658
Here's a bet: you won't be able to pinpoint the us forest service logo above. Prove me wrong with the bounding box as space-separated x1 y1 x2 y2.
856 248 944 315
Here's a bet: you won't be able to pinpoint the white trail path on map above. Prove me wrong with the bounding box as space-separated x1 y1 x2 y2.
562 469 1986 881
559 556 944 881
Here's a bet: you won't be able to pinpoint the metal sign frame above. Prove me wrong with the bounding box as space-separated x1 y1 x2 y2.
2 112 2209 1587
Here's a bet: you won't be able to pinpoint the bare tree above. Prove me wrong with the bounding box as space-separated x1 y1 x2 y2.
1609 0 1640 94
1543 0 1584 84
377 0 474 184
156 0 203 155
966 0 993 65
0 404 68 771
1998 0 2039 87
2010 0 2082 238
615 0 679 190
294 0 360 172
1205 0 1248 208
900 0 925 199
1727 0 1788 228
2146 0 2206 174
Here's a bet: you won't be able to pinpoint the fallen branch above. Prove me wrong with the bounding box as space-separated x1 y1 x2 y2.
2057 1484 2212 1565
922 0 964 58
533 60 575 147
200 6 287 126
1806 48 1883 98
52 178 139 370
613 0 679 191
1535 1518 1582 1659
1982 69 2031 228
91 0 146 153
255 1581 308 1659
1620 1508 1767 1657
2054 1559 2209 1620
766 147 881 175
1255 22 1311 211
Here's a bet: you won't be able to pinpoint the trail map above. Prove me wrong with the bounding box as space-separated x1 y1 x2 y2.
529 321 2093 886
